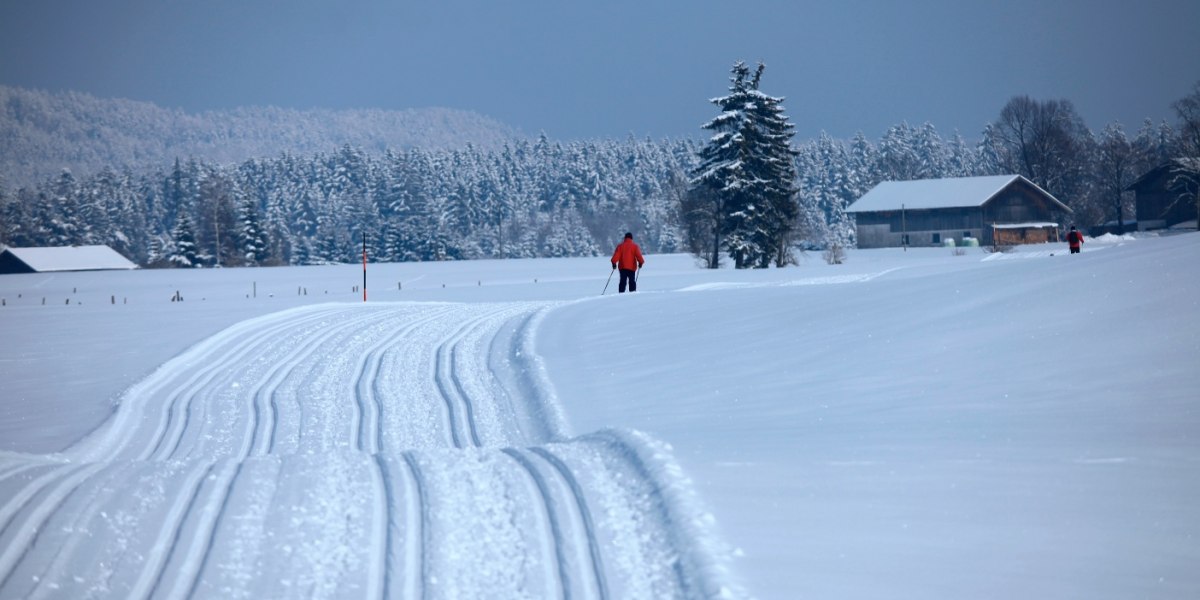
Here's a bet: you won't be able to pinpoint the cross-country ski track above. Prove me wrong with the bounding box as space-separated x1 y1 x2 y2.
0 301 743 599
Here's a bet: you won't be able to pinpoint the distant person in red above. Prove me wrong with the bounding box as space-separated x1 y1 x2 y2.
610 232 645 293
1067 225 1084 254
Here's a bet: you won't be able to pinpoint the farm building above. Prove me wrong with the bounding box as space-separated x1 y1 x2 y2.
846 175 1073 249
1126 160 1200 231
0 245 138 274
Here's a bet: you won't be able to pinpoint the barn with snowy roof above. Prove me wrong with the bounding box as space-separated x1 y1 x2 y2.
846 175 1073 249
0 245 138 274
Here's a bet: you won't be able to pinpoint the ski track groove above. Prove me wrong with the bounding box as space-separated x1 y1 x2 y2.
0 301 735 598
145 309 339 462
432 312 480 449
233 310 383 461
23 462 137 600
369 454 392 600
0 463 34 483
530 446 611 600
355 307 452 454
180 461 244 600
244 314 366 459
501 448 573 600
401 452 428 600
431 304 523 449
0 462 46 490
131 460 217 600
583 432 695 597
0 463 106 592
0 464 81 548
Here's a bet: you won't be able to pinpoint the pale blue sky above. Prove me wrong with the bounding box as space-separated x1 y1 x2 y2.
2 0 1197 141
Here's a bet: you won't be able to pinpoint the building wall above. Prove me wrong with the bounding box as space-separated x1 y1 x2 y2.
854 224 986 248
993 226 1057 246
1134 168 1197 229
853 207 988 248
981 186 1056 223
0 252 35 274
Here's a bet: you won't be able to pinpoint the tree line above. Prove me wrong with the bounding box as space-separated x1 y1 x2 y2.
0 136 694 267
2 76 1197 268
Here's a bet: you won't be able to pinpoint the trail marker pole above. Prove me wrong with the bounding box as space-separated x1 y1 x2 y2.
362 233 368 302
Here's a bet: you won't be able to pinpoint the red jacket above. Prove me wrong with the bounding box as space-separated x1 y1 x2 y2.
611 239 645 271
1067 230 1084 248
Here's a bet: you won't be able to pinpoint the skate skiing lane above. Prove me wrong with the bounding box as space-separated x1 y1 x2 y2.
0 300 743 599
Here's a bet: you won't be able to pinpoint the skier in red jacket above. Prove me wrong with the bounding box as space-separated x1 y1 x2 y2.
1066 225 1084 254
610 232 645 293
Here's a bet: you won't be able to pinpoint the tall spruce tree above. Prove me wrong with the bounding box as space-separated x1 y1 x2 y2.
688 61 799 269
238 195 269 265
169 211 200 268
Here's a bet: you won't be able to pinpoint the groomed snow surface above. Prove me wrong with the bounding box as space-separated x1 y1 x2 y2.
1 232 1197 599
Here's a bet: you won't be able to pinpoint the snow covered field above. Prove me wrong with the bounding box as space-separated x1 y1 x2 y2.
1 233 1197 599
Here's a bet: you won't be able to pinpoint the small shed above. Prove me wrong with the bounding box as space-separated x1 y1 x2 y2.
846 175 1072 248
1126 160 1200 231
0 245 138 274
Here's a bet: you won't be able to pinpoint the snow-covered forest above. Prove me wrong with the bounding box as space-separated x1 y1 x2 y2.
1 82 1194 268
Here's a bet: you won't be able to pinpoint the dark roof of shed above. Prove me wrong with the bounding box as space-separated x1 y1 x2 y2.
1126 158 1200 192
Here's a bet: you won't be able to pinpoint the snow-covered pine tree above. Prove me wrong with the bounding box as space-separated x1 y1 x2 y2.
743 63 800 267
238 195 268 265
913 122 949 179
798 132 855 250
689 61 799 269
168 211 200 268
1132 119 1177 175
877 122 921 181
975 123 1004 176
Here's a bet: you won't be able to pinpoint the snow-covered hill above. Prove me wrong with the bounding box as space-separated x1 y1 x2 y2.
1 232 1197 598
0 85 521 187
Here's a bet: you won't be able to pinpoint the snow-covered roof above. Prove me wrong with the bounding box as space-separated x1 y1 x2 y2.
1 245 138 272
991 222 1058 229
846 175 1069 213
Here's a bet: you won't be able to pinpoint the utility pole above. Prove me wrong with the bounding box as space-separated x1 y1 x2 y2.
362 232 367 302
901 203 907 252
214 201 221 267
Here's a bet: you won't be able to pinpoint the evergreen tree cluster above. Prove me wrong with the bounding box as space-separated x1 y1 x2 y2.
0 137 695 267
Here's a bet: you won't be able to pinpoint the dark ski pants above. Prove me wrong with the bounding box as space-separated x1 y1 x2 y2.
1070 246 1081 254
618 268 637 293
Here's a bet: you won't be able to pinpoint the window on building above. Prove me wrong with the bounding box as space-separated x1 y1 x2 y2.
932 233 941 244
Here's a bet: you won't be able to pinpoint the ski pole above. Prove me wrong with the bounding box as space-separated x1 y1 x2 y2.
602 267 615 295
